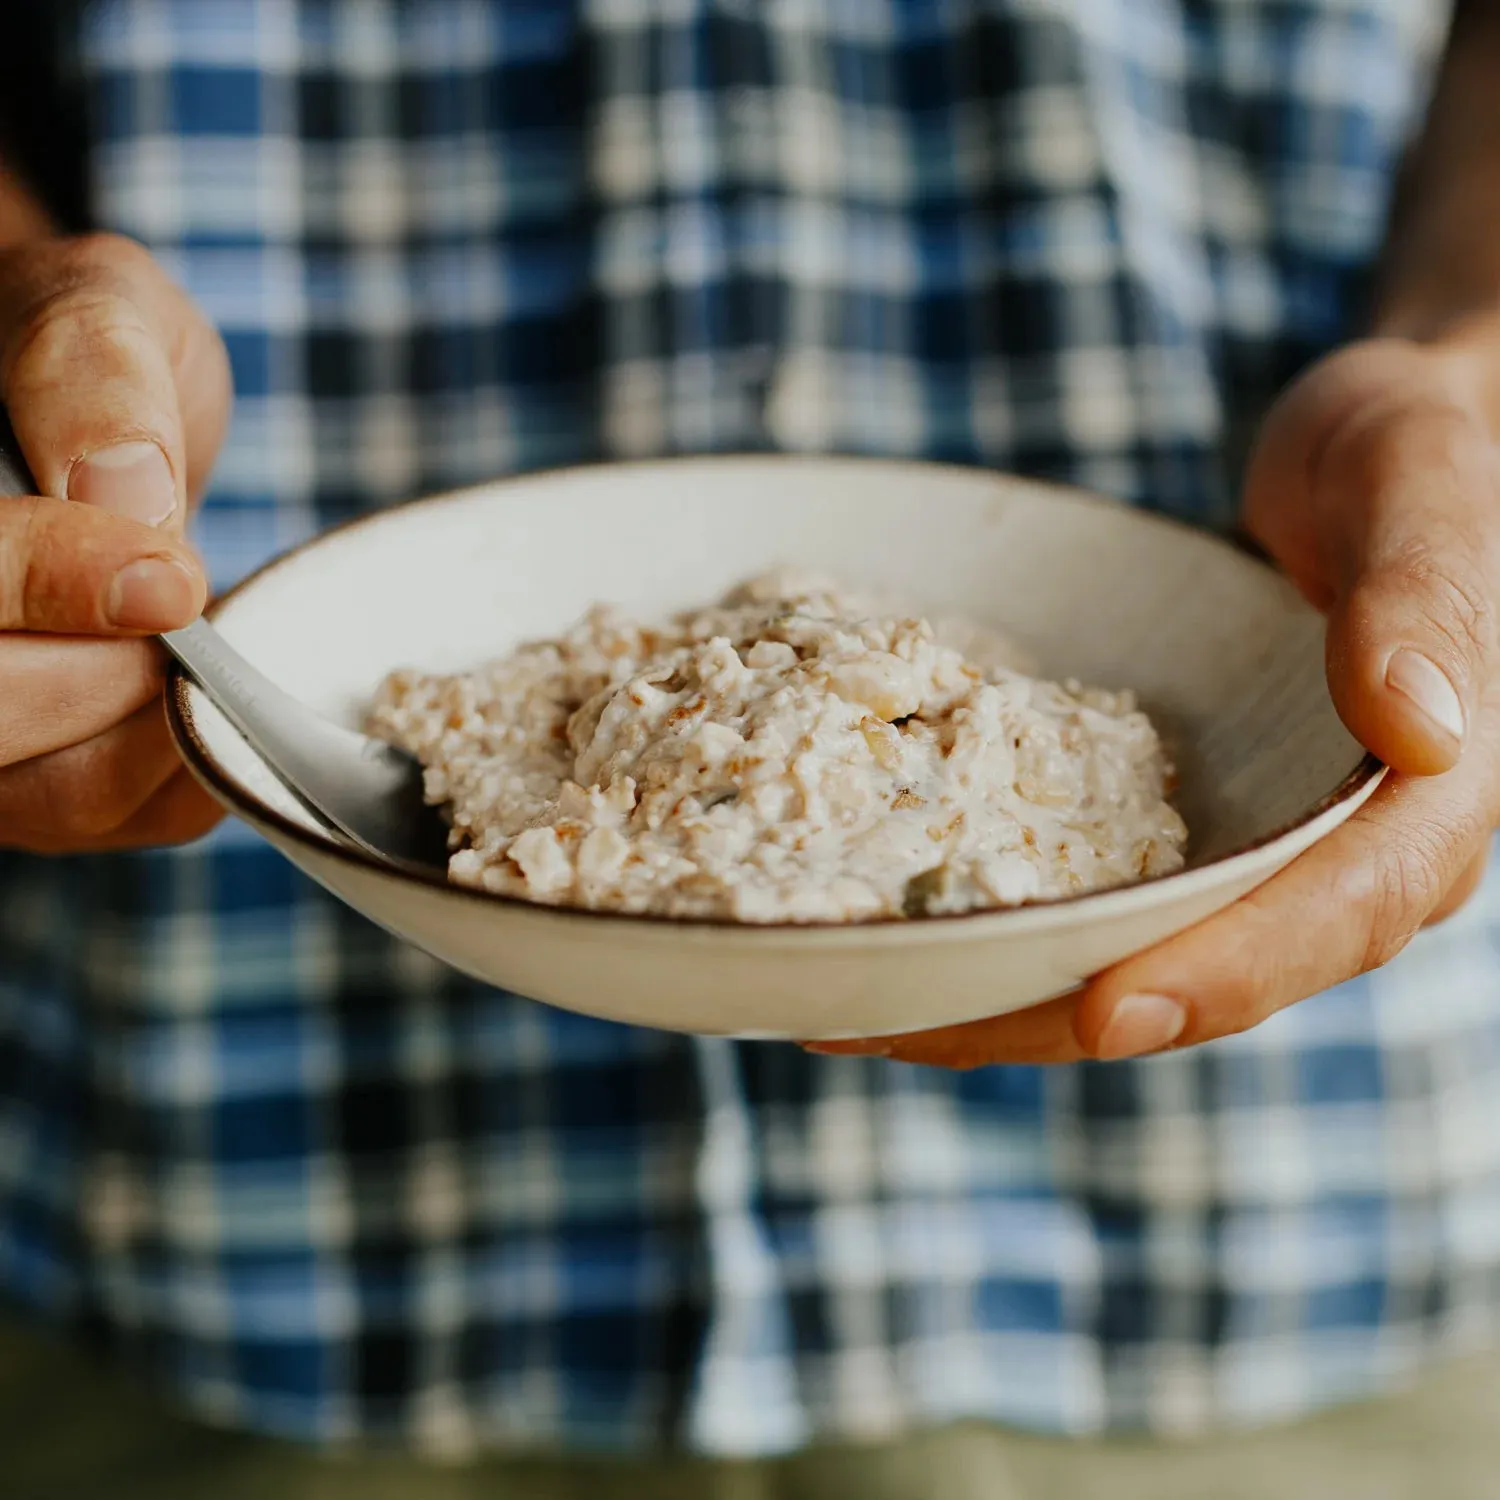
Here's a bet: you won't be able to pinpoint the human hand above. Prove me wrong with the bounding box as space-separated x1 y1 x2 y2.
807 323 1500 1067
0 233 231 852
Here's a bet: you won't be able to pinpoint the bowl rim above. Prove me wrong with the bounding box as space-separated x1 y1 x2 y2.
166 453 1384 934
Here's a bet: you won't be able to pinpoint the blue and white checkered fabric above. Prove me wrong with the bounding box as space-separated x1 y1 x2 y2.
3 0 1499 1458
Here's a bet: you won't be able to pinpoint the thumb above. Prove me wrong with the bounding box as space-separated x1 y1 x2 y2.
1320 398 1498 777
0 235 224 533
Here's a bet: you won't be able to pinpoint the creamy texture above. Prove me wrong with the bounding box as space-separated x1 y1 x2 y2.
368 571 1187 922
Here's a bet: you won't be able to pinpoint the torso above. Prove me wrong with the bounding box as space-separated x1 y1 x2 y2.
2 0 1494 1457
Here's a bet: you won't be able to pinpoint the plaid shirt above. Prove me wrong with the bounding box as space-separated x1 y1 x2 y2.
1 0 1496 1458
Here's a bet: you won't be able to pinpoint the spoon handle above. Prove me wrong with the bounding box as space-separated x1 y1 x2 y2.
156 614 349 773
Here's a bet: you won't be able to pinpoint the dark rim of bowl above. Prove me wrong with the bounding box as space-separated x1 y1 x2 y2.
166 454 1385 933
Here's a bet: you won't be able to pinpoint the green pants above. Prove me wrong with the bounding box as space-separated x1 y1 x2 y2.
5 1319 1497 1500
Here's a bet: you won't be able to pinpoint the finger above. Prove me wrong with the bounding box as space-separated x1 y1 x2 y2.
13 767 223 855
1245 344 1500 776
1074 765 1490 1059
1425 846 1489 927
0 494 205 635
0 636 165 764
0 697 187 849
1319 395 1500 775
99 768 224 850
0 233 231 527
802 987 1087 1069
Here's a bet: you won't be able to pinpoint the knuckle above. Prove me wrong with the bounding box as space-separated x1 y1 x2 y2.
1378 540 1498 664
1423 562 1495 663
9 284 160 393
2 241 167 397
1426 567 1496 664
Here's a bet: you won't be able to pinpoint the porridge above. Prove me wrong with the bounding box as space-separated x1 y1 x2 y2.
367 571 1188 922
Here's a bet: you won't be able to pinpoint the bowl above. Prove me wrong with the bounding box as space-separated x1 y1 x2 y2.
167 456 1382 1040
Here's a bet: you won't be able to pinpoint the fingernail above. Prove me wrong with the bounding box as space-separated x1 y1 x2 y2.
1094 993 1187 1060
802 1041 894 1057
1386 650 1465 744
70 441 176 526
107 556 199 630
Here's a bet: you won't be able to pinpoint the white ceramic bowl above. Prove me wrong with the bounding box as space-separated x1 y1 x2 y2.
168 456 1381 1039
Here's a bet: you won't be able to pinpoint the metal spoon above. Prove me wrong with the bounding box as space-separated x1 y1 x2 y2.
0 411 451 871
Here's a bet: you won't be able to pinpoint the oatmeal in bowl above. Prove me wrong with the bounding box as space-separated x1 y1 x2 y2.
167 455 1379 1035
367 569 1188 923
